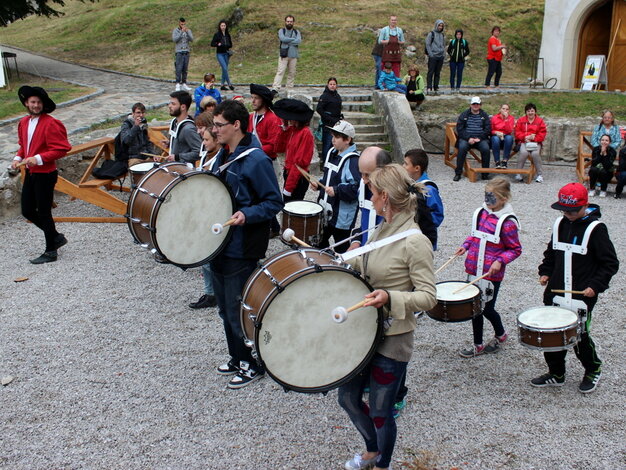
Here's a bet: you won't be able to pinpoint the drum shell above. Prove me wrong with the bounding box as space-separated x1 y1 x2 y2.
427 280 481 322
517 310 580 352
130 162 158 187
281 202 323 246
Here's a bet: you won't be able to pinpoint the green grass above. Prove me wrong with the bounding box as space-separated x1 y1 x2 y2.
1 0 545 85
0 73 95 120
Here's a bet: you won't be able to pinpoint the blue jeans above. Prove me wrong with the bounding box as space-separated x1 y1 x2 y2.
490 134 513 163
201 263 214 295
338 353 408 469
449 61 465 89
210 256 259 368
373 54 382 89
393 84 407 94
216 52 231 85
472 281 503 345
455 138 491 175
174 52 189 83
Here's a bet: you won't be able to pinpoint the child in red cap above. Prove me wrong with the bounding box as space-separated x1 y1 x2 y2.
533 183 619 393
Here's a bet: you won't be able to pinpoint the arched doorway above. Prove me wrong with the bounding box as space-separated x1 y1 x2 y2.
576 0 626 90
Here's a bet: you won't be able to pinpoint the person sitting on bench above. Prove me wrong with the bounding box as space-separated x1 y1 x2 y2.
120 102 155 168
454 96 491 181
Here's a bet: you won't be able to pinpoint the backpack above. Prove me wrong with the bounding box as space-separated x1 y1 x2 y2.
424 31 435 55
92 159 128 179
113 131 129 162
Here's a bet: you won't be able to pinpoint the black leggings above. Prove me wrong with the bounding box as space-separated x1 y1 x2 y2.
21 170 59 251
485 59 502 86
472 280 504 345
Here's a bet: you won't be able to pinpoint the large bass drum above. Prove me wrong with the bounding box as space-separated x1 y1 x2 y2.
240 248 383 393
126 163 234 267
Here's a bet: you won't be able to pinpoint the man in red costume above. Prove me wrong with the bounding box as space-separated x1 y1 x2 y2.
11 86 71 264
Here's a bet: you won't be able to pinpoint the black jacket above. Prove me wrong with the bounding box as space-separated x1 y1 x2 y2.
591 146 617 172
456 108 491 142
316 87 343 127
538 205 619 308
447 30 469 63
118 117 153 160
618 148 626 173
211 31 232 54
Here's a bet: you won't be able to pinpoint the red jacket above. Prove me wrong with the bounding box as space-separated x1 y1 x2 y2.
514 115 547 144
247 110 282 160
490 113 514 136
275 125 314 193
16 114 71 173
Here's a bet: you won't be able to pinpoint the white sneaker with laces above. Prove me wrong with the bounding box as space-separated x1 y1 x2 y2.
175 83 181 91
514 174 523 182
599 191 607 198
588 189 596 197
345 453 379 470
181 83 191 91
535 175 544 183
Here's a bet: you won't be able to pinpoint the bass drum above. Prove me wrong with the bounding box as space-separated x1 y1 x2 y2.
240 248 383 393
126 163 235 267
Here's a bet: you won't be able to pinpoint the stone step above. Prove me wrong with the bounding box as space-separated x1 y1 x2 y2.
312 94 372 103
355 132 388 141
356 141 390 151
342 101 374 112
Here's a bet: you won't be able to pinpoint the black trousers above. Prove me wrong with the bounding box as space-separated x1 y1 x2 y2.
485 59 502 86
22 170 59 252
588 166 613 191
427 57 444 90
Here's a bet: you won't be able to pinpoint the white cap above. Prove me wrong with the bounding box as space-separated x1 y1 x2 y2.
327 120 356 138
470 96 482 104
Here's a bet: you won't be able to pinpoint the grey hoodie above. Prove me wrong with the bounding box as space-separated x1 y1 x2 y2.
426 20 445 58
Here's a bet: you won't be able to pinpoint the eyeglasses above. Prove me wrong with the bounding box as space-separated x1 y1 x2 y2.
212 121 232 129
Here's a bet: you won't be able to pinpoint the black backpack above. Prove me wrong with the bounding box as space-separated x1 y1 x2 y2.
92 159 128 180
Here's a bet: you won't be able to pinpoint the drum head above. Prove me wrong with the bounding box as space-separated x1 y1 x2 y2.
436 281 480 301
283 200 323 216
154 172 234 267
256 268 382 393
518 307 578 329
130 162 157 173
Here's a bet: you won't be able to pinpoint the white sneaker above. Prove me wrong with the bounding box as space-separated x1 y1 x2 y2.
588 190 596 197
599 191 607 198
514 174 523 182
181 83 191 91
175 83 181 91
535 175 544 183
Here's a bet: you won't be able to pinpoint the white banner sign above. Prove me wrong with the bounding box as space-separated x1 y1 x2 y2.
0 46 6 88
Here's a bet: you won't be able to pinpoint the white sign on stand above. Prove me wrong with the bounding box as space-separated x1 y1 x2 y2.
580 55 607 91
0 46 6 88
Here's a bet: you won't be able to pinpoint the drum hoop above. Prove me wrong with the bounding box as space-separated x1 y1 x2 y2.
516 318 579 333
253 265 384 393
435 280 481 303
283 201 324 217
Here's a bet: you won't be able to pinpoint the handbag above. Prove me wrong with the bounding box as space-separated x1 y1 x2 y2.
525 142 539 151
313 121 323 141
227 49 234 56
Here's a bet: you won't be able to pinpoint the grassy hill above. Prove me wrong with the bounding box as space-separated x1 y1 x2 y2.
1 0 545 85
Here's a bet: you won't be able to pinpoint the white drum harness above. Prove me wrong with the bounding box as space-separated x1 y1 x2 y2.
319 150 359 223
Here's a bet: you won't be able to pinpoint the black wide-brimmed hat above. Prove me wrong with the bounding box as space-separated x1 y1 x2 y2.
249 83 274 107
273 98 313 122
18 86 56 114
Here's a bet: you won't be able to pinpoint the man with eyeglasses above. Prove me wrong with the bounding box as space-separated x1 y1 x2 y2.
208 100 283 389
453 96 491 181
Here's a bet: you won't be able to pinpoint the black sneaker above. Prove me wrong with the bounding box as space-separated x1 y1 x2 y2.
579 371 601 394
501 160 508 168
615 193 621 199
228 85 235 91
189 294 217 309
531 373 565 388
216 361 239 376
227 362 264 389
453 174 461 182
495 162 502 169
53 234 68 250
220 85 228 91
30 251 58 264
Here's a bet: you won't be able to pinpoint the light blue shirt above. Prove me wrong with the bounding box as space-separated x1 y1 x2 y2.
378 26 405 44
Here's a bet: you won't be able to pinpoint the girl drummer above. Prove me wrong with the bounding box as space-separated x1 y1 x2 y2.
338 164 436 470
454 177 522 358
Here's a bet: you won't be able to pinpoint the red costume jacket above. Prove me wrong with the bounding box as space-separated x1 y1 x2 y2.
247 110 282 160
275 125 314 194
16 114 71 174
514 115 547 144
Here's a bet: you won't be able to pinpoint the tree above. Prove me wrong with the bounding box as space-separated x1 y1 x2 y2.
1 0 94 27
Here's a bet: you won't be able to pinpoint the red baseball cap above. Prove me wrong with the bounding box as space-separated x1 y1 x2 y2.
551 182 588 211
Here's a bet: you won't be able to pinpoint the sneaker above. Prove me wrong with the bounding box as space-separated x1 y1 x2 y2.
501 160 508 168
514 174 523 182
228 85 235 91
535 175 544 183
30 250 58 264
181 83 191 91
588 189 596 197
530 372 565 387
175 83 181 91
453 174 461 182
216 361 239 376
227 362 264 389
495 162 502 169
220 85 228 91
189 294 217 309
392 398 406 419
599 191 607 198
459 344 485 358
344 453 379 470
53 234 68 250
579 371 601 394
615 193 621 199
484 332 507 354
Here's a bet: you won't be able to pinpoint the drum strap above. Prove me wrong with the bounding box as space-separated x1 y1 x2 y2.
338 228 421 263
321 151 359 208
169 117 195 151
214 148 257 175
471 207 519 276
359 179 377 241
251 112 264 138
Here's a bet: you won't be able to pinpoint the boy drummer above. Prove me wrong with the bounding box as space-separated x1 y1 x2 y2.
533 183 618 393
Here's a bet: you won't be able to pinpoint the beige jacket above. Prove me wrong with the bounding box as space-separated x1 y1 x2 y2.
351 209 437 339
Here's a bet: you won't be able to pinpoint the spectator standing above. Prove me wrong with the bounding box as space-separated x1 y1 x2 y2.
316 77 343 161
453 96 491 181
425 20 445 94
172 18 193 91
404 64 425 108
490 104 515 168
485 26 506 88
514 103 547 183
211 20 234 91
372 32 384 89
588 135 617 198
272 15 301 91
378 15 405 78
193 73 221 117
447 29 470 91
591 110 621 149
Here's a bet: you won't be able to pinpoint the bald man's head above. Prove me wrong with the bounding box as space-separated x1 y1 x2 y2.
359 146 392 183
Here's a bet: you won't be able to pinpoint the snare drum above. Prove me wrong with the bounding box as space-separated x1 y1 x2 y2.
129 162 158 186
240 248 383 393
281 201 323 246
126 163 235 267
517 307 580 352
427 281 481 322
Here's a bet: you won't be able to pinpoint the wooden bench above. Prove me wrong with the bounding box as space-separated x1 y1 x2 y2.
443 123 535 183
147 125 170 155
576 131 618 186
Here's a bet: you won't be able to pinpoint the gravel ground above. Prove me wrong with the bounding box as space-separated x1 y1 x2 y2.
1 154 624 470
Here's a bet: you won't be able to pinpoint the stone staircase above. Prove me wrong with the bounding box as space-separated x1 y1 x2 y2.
311 92 390 152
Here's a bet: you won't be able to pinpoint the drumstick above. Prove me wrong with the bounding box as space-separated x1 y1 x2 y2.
551 289 586 295
435 254 460 275
141 152 168 161
452 272 490 294
211 218 236 235
281 228 311 248
296 165 326 190
331 299 369 323
16 161 28 168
